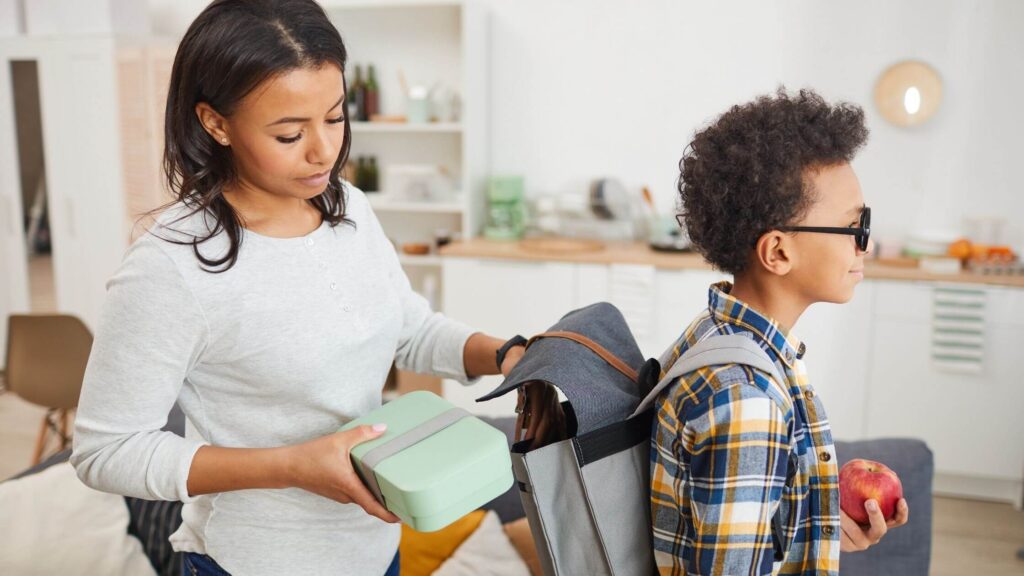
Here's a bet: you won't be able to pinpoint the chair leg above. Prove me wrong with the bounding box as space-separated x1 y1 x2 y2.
32 412 51 466
59 409 70 451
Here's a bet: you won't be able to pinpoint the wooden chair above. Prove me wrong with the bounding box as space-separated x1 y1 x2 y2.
4 314 92 465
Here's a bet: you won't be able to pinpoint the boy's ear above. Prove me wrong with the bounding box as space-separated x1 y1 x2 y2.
753 230 794 277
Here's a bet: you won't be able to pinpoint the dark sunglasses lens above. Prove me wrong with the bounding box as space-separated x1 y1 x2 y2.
860 208 871 251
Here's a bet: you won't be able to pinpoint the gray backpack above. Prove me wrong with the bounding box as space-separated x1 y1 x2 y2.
505 332 786 576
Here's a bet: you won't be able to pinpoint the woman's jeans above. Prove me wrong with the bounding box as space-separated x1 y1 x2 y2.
182 551 400 575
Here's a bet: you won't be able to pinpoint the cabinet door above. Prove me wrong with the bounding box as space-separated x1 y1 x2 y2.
794 283 875 441
441 258 577 416
652 269 728 360
37 39 127 329
0 57 30 364
865 282 1024 480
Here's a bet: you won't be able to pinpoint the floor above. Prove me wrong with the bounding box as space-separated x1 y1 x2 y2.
27 254 56 313
3 253 1023 575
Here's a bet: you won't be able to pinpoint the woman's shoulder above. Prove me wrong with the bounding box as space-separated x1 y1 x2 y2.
125 202 223 269
148 202 218 240
339 181 371 219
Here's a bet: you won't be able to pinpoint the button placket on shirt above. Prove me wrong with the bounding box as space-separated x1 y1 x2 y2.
304 236 350 312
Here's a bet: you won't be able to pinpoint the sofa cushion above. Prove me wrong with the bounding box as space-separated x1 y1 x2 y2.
835 438 933 576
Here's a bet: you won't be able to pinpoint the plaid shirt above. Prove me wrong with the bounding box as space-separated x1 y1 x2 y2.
650 282 841 575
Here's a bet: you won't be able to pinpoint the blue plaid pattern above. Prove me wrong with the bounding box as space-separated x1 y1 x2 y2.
650 282 841 575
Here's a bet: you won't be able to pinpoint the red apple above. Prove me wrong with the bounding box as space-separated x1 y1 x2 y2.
839 458 903 525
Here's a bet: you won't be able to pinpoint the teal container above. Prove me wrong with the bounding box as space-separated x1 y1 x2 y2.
483 175 527 240
341 391 513 532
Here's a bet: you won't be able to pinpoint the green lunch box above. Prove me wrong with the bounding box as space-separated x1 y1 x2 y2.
340 390 513 532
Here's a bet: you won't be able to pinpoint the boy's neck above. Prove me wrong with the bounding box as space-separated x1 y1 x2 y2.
728 273 809 334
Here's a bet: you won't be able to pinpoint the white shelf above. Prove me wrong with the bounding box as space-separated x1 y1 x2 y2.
398 254 443 267
350 122 462 134
367 194 464 214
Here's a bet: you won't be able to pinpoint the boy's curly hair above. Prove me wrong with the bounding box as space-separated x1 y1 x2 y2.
677 88 868 276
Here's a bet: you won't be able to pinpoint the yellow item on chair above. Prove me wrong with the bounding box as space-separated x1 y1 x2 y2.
399 509 486 576
4 314 92 465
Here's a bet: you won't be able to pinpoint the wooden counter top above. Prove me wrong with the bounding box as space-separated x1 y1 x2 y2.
439 238 1024 289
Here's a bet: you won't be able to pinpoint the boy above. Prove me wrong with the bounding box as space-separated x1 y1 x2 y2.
650 89 909 575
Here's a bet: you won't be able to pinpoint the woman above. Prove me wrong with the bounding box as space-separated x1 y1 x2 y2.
70 1 531 574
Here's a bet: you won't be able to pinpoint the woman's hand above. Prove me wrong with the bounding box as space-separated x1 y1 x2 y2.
286 425 401 524
500 344 526 376
501 344 566 449
839 498 909 552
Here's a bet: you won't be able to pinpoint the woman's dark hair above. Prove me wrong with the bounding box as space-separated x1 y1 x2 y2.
157 0 352 272
677 87 868 276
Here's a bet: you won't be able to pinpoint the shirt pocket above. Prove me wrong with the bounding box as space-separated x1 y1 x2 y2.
772 449 808 561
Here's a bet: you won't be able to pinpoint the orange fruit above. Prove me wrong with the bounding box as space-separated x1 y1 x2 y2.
947 238 972 260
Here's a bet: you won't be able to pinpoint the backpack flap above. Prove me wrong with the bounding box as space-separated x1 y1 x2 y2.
476 302 651 437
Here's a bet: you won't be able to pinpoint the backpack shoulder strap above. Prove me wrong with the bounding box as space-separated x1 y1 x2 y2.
630 334 789 418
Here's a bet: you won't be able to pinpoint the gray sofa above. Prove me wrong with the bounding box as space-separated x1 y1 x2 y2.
9 406 933 576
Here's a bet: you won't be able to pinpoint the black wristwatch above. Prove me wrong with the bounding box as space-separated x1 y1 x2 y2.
496 335 528 372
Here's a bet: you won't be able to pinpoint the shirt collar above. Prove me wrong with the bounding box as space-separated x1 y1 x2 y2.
707 281 806 369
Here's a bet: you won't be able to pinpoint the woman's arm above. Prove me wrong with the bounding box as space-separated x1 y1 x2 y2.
462 332 525 378
71 240 208 502
71 239 398 522
186 426 400 523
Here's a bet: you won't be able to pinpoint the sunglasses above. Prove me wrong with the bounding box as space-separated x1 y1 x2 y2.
675 206 872 252
778 206 871 251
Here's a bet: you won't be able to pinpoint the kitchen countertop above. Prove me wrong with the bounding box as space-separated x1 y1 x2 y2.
439 238 1024 289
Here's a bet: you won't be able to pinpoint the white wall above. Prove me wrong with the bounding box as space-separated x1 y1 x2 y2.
476 0 1024 248
149 0 1024 248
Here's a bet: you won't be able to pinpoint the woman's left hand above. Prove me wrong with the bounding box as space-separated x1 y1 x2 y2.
840 498 909 552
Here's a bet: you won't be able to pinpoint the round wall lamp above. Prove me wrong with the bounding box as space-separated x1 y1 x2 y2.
874 60 943 127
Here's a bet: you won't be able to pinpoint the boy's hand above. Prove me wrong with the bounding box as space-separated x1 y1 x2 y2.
840 498 909 552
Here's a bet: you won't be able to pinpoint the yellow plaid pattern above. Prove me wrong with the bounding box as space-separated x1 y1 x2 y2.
650 282 841 575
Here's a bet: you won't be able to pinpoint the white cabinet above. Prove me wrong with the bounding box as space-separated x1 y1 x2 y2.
0 45 30 361
794 284 876 441
0 36 143 337
652 269 729 359
441 254 1024 502
865 281 1024 483
441 257 577 416
441 257 729 415
35 38 127 331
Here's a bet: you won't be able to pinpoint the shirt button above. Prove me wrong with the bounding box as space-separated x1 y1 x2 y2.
306 238 314 246
823 526 835 536
785 350 795 363
344 305 352 312
819 451 832 462
330 282 337 290
805 389 815 400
